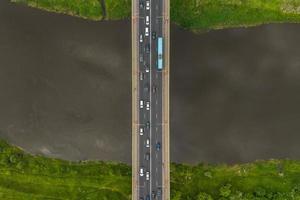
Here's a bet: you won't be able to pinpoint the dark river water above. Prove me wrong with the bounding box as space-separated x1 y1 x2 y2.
1 0 300 164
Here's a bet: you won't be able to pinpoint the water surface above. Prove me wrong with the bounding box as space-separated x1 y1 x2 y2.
1 0 300 164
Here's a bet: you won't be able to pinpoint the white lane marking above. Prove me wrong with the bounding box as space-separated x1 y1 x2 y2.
149 0 153 195
156 127 158 132
156 113 158 119
156 73 158 78
156 100 158 105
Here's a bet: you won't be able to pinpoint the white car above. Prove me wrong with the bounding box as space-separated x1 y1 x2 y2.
140 100 144 109
146 138 150 148
140 127 144 136
146 101 150 110
140 168 144 177
146 16 149 26
146 171 150 180
139 34 143 43
146 1 150 10
145 66 150 73
145 27 149 37
140 72 144 80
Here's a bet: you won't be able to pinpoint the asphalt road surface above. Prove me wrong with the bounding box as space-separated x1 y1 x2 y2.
136 0 164 199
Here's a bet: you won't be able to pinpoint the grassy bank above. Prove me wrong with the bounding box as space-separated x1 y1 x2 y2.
0 140 131 199
10 0 300 31
171 0 300 31
1 140 300 199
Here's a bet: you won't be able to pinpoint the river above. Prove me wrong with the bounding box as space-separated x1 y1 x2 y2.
1 0 300 164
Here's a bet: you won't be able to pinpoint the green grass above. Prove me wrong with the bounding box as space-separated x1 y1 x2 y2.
11 0 103 20
170 0 300 32
105 0 131 20
10 0 300 31
1 140 300 199
0 140 131 199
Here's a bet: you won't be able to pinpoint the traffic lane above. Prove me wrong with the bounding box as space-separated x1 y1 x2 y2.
137 0 151 199
138 36 151 198
139 20 152 200
150 54 163 198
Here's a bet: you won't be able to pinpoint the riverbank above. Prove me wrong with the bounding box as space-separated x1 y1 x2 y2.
10 0 300 31
1 139 300 199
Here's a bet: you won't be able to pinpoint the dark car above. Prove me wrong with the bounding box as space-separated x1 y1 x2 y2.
156 142 161 151
145 43 150 53
139 197 144 200
146 121 150 129
145 153 150 161
152 31 156 40
157 188 162 197
146 194 150 200
152 191 156 199
139 1 144 9
152 85 157 93
144 83 150 92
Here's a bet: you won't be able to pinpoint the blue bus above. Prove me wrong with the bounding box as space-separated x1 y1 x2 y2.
157 37 163 70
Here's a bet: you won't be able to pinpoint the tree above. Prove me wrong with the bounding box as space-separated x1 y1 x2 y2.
219 184 232 198
197 192 213 200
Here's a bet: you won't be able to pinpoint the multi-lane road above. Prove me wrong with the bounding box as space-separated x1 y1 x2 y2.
132 0 170 199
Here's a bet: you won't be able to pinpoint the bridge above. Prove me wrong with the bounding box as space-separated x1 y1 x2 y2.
132 0 170 199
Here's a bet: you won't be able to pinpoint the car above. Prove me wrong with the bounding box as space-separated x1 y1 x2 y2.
139 54 143 63
152 86 157 93
145 16 149 26
152 31 156 40
146 101 150 110
146 121 150 129
145 195 150 200
140 72 144 81
140 100 144 109
145 64 150 72
139 198 144 200
157 188 162 197
140 34 143 43
156 142 161 151
145 152 150 160
146 1 150 10
146 171 150 180
140 168 144 176
152 191 156 199
139 1 144 9
145 27 149 36
145 43 150 53
144 84 150 92
140 127 144 136
146 138 150 148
